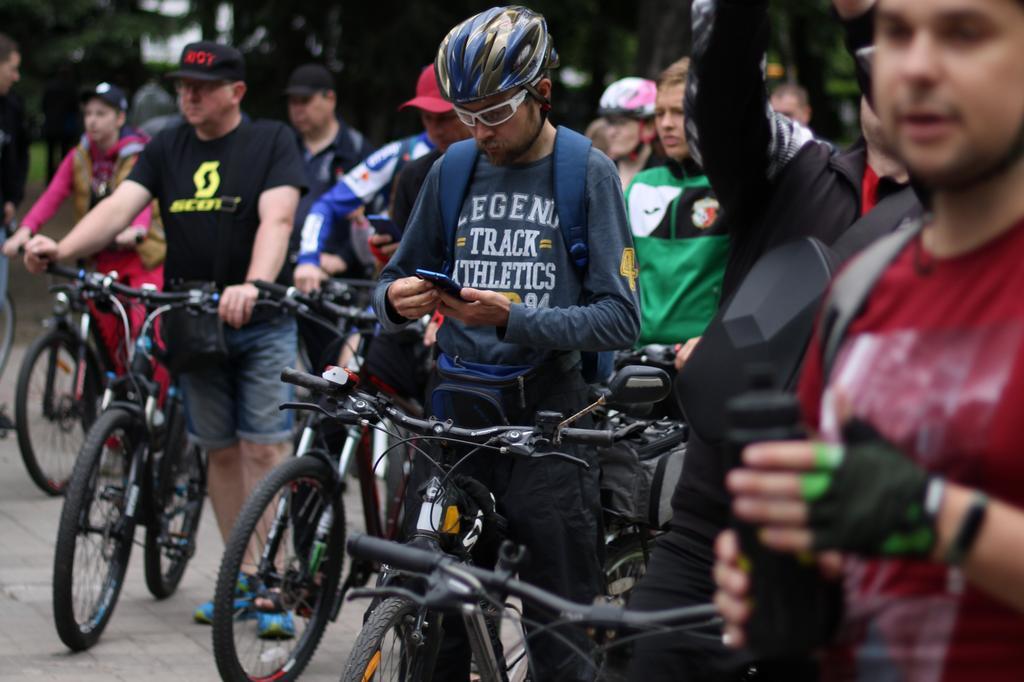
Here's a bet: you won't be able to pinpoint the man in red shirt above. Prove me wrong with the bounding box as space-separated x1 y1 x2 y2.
714 0 1024 679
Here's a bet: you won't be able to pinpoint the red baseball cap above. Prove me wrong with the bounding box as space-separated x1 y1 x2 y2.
398 66 452 113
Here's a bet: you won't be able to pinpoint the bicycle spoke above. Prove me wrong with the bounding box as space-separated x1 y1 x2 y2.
69 428 129 626
24 342 88 490
229 475 334 678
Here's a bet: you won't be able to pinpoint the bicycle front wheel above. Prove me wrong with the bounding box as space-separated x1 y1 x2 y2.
212 454 345 682
341 597 440 682
15 328 101 495
52 407 139 651
604 532 649 603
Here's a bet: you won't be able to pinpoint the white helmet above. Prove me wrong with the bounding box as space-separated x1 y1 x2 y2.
598 77 657 118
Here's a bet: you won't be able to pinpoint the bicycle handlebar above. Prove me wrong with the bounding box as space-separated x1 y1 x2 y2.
46 264 220 308
348 532 446 574
279 367 607 466
251 279 377 326
559 427 615 446
346 533 718 628
280 367 346 395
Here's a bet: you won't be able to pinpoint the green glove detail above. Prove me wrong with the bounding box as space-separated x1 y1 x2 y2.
798 421 943 556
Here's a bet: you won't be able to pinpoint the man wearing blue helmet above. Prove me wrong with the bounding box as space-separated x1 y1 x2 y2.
372 6 641 680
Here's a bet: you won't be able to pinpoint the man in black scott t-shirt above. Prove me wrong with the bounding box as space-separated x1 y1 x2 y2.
24 41 308 636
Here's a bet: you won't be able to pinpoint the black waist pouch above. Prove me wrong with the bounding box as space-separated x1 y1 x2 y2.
161 281 227 375
430 352 540 427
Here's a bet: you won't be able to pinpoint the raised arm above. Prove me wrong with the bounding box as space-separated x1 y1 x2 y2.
834 0 877 105
685 0 814 234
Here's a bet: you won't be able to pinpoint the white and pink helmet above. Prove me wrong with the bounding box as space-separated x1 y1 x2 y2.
598 77 657 119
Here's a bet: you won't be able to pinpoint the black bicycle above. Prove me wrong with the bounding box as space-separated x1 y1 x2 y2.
210 281 416 682
596 344 689 605
262 362 673 682
343 532 720 682
13 268 118 495
48 265 212 651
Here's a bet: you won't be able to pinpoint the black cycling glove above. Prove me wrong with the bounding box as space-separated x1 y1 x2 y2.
801 420 945 556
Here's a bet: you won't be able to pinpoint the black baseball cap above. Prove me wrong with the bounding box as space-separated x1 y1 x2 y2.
284 64 334 96
166 41 245 82
80 82 128 111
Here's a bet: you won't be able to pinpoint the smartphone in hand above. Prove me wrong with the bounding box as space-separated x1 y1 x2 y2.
367 214 402 241
415 268 465 300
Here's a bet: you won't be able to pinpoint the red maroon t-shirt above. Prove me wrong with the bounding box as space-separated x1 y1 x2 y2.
798 217 1024 682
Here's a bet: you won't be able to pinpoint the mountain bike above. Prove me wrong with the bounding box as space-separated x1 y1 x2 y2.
13 270 117 495
48 265 213 651
331 364 677 682
343 531 719 682
210 281 413 682
586 347 688 605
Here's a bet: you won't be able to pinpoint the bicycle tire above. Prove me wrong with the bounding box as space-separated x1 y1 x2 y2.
52 407 140 651
604 533 649 603
143 399 205 598
340 596 434 682
212 454 346 682
15 328 101 496
0 292 14 378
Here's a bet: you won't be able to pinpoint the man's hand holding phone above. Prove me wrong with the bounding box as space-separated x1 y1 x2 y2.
414 269 465 300
438 287 511 327
387 276 440 320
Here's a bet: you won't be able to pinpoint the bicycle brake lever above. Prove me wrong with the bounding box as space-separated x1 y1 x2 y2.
278 401 333 416
613 421 649 441
530 450 591 469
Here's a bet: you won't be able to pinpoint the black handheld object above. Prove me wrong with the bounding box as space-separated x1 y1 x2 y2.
367 214 402 241
280 368 338 395
415 268 465 300
347 533 444 574
725 367 833 658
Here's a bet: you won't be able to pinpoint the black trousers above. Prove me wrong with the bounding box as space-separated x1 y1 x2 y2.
626 527 748 681
407 367 604 682
627 528 820 682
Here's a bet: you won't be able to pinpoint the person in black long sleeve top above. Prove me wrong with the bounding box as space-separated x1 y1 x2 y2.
0 34 28 226
625 2 921 680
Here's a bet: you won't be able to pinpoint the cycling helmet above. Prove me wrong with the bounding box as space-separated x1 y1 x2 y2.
435 6 559 105
598 77 657 119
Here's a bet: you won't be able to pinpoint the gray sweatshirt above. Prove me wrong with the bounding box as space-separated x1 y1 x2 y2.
374 145 641 367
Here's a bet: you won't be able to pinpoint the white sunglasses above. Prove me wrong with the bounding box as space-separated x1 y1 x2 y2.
454 90 529 127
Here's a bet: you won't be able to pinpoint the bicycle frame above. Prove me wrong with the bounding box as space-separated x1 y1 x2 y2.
97 301 183 530
43 280 118 409
283 411 409 621
361 460 511 682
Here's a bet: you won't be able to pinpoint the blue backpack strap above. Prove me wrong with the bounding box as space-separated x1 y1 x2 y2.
438 139 480 275
553 125 592 273
553 127 611 383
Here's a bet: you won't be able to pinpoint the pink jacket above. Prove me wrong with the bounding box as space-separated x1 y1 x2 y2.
21 130 153 235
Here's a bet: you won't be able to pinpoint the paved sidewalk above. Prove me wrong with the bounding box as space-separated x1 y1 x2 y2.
0 344 367 681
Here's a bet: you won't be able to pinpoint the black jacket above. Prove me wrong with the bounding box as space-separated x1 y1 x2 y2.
685 0 910 299
672 0 921 541
0 93 29 211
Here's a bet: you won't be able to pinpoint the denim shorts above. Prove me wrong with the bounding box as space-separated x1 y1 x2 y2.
179 314 297 450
